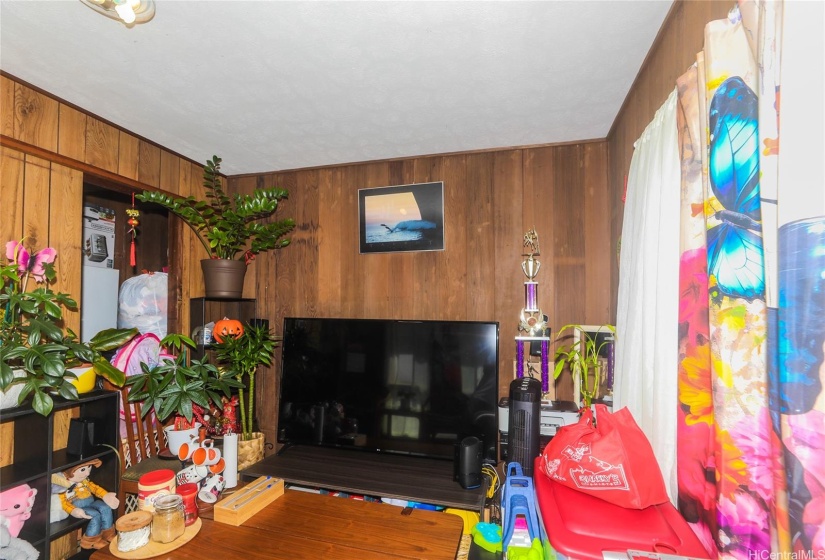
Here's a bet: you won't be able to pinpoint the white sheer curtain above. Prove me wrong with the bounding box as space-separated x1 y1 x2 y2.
614 88 682 503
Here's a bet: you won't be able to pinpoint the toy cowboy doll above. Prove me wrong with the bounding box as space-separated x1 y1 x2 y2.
53 459 119 549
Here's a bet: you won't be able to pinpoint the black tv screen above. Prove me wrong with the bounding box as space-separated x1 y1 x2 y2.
277 317 499 461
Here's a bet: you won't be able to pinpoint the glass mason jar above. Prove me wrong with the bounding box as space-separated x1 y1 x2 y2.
151 493 186 543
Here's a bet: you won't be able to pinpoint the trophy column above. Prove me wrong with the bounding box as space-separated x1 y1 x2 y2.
515 229 551 396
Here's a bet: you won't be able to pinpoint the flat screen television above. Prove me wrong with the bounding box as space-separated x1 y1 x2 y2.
277 317 499 461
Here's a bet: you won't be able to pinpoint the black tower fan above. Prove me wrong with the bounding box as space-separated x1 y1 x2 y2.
508 376 541 476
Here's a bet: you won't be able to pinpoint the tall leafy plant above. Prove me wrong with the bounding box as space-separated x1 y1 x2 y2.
212 322 277 440
135 156 295 261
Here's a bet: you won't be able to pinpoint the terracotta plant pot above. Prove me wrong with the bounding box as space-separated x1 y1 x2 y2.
200 259 246 299
237 432 265 471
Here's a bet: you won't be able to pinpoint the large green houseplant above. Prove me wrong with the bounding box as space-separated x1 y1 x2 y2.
136 155 295 297
553 324 616 409
1 240 138 416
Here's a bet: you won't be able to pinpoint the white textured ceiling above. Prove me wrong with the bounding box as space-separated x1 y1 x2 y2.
0 0 673 176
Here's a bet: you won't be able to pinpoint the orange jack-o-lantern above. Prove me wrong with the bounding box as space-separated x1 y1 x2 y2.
213 317 244 343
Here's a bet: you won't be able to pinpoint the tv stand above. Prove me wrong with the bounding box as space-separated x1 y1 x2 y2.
241 445 487 514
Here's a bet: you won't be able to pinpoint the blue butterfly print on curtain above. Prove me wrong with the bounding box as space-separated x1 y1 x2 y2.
707 76 765 301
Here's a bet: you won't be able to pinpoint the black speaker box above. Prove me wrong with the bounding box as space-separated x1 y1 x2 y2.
454 436 483 489
67 418 98 458
508 376 541 476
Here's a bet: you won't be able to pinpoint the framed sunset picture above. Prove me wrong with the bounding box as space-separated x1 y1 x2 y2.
358 182 445 254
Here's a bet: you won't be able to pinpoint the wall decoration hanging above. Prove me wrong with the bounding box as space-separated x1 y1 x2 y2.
358 182 444 254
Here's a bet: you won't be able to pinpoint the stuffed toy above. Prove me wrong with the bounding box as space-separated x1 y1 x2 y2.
0 484 36 538
51 459 119 550
48 485 69 524
0 522 39 560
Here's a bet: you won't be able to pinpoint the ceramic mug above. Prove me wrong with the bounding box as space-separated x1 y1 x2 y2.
198 474 226 503
177 434 203 462
176 464 209 486
192 439 221 466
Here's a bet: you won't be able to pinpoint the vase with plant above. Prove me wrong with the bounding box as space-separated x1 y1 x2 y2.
212 321 278 468
553 324 616 409
123 333 245 455
136 155 295 298
1 240 138 416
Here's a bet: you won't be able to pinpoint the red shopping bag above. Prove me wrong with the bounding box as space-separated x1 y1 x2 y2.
540 404 669 509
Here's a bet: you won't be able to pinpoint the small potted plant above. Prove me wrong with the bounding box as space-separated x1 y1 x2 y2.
212 321 278 469
553 324 616 409
136 155 295 298
1 240 138 416
123 333 245 455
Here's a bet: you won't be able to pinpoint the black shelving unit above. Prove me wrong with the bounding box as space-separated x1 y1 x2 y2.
189 297 257 361
0 390 120 559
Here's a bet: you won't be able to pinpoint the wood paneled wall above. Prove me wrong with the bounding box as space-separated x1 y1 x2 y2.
606 0 732 315
0 74 213 341
230 141 612 445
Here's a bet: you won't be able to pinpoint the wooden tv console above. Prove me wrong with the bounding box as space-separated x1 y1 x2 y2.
241 445 487 514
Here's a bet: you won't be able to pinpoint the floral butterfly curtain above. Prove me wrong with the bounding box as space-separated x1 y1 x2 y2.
674 0 825 557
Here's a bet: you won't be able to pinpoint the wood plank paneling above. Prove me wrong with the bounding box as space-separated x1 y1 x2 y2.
117 131 140 180
22 154 51 252
0 76 13 137
14 82 58 151
583 143 610 323
138 140 161 188
317 168 343 318
49 163 84 333
85 117 119 173
57 103 87 161
0 147 25 243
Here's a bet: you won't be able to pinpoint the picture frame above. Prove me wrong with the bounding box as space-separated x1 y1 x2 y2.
358 182 445 254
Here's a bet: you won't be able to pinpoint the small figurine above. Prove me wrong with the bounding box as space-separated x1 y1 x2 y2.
0 484 37 538
221 395 239 435
52 459 119 550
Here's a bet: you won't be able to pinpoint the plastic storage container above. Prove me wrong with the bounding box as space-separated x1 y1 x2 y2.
533 457 710 560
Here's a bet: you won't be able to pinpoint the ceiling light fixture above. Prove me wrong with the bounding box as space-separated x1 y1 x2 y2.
79 0 155 26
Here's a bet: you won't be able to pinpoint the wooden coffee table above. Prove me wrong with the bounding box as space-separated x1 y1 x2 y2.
92 488 464 559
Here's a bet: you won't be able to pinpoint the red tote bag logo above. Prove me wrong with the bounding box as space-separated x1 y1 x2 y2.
541 404 669 509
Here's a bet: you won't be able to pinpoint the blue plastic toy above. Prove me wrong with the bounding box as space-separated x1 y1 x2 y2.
501 462 540 551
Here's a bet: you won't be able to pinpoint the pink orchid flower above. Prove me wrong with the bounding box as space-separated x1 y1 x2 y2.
5 240 57 282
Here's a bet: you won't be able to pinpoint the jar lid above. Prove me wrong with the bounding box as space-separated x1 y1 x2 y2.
115 510 152 532
175 483 198 497
138 469 175 486
153 493 183 510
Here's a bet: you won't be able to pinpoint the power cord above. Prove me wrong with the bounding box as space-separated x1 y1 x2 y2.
481 464 500 500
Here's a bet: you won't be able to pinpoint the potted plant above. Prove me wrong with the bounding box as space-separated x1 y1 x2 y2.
136 155 295 298
123 333 245 455
553 324 616 409
212 320 278 469
1 240 138 416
